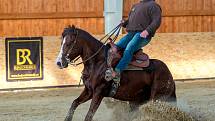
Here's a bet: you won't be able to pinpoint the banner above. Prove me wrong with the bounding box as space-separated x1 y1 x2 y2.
5 37 43 81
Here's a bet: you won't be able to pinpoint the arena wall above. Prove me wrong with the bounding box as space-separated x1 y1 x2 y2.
0 33 215 89
0 0 104 36
0 0 215 36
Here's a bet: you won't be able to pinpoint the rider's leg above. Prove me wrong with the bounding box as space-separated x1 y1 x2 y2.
110 32 135 80
115 32 136 49
115 32 151 73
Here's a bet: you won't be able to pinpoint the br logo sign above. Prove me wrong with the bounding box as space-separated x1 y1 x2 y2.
15 49 36 71
5 37 43 81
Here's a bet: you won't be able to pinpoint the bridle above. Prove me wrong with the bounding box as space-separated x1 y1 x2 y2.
64 28 106 66
64 30 79 65
64 24 122 66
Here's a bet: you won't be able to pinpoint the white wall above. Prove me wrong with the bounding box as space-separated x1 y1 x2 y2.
104 0 123 34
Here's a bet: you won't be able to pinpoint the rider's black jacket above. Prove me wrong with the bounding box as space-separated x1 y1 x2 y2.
124 0 162 37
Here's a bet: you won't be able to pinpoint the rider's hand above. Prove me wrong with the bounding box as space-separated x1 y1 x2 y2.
140 30 149 38
120 20 125 26
120 19 125 24
120 19 128 28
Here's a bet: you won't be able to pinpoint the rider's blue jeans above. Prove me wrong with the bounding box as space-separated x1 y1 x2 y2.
115 32 151 73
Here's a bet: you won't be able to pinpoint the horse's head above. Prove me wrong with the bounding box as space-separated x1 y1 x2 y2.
56 25 82 69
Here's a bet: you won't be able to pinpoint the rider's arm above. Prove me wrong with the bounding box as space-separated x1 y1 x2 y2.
145 3 162 36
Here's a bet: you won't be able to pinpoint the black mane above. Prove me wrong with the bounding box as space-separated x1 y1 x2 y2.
62 25 78 38
62 25 104 46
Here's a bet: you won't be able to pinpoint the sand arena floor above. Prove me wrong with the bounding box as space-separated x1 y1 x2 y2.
0 80 215 121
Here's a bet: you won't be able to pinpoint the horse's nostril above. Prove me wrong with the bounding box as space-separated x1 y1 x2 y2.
57 62 61 66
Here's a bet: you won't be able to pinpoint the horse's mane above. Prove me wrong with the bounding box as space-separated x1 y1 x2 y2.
62 25 77 38
62 25 104 46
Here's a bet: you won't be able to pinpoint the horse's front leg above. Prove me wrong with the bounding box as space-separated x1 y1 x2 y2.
65 87 92 121
84 90 104 121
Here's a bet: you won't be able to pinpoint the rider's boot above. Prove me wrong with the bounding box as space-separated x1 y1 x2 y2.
109 70 120 97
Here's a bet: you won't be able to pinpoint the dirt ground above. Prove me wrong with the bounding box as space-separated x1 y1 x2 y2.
0 80 215 121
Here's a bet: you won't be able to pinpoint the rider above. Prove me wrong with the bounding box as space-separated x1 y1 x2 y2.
110 0 162 95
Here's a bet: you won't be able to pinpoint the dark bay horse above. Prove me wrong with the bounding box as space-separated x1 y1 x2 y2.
56 25 176 121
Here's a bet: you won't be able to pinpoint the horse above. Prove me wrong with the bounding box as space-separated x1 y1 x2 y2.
56 25 176 121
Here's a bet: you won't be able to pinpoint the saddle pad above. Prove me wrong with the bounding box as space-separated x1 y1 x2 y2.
124 61 155 72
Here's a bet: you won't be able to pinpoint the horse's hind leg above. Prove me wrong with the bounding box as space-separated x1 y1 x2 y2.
65 87 92 121
149 79 176 103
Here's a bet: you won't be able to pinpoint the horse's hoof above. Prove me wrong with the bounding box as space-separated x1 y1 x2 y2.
64 117 72 121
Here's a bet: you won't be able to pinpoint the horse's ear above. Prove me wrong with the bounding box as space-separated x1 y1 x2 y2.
72 25 76 29
68 25 72 28
71 25 78 34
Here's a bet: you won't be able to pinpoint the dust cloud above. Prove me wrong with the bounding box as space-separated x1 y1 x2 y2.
103 98 207 121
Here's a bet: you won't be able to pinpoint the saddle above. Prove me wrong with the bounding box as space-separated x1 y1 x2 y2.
105 42 151 96
107 42 150 69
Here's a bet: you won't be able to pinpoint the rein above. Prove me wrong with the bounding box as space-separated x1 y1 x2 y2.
66 24 122 66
